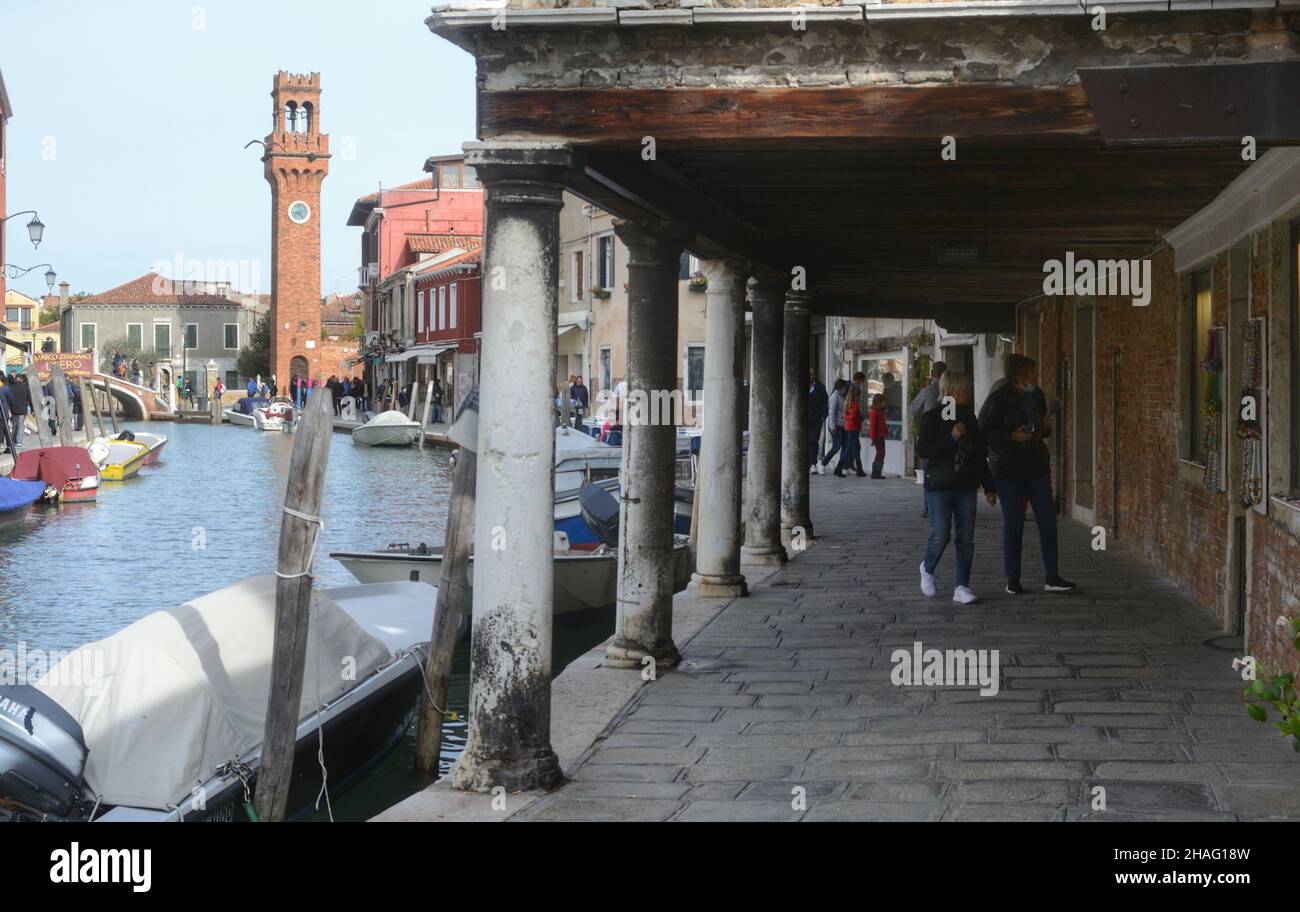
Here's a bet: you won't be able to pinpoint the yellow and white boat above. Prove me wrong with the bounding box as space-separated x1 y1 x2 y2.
89 438 150 481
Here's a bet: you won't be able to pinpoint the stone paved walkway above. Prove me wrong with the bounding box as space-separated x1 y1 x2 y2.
515 473 1300 821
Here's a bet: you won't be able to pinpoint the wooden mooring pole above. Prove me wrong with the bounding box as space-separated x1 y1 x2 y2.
23 364 54 449
50 365 75 448
83 380 107 440
211 387 222 426
253 386 334 822
414 388 477 777
104 382 120 434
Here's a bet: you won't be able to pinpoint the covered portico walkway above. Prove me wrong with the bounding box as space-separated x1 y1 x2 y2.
513 476 1300 822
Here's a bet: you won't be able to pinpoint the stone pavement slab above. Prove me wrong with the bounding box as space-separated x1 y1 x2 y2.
517 474 1300 822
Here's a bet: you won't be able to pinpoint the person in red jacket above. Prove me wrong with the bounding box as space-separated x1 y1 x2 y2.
833 385 864 477
868 393 888 478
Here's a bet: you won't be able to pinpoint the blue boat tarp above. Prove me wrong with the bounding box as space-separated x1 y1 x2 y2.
234 397 271 416
0 477 46 513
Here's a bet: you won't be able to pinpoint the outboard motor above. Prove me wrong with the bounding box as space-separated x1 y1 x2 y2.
579 483 620 548
115 430 136 442
0 685 90 821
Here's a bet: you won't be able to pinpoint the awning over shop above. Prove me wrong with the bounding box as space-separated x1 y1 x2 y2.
413 345 456 365
388 344 457 365
557 321 587 339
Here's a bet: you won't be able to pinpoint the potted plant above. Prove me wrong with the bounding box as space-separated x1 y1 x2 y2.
591 285 611 300
688 273 708 292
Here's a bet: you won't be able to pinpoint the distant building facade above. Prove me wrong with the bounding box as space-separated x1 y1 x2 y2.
60 272 261 395
3 288 59 366
347 154 484 403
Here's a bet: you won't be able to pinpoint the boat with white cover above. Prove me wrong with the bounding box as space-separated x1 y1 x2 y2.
352 410 422 447
252 397 295 431
0 575 435 822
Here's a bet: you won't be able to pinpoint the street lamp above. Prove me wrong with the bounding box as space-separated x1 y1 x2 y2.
1 210 45 249
5 263 57 291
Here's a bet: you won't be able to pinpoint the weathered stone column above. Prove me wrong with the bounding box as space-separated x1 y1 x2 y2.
688 258 749 598
452 141 568 793
742 276 787 566
781 289 814 542
606 219 690 670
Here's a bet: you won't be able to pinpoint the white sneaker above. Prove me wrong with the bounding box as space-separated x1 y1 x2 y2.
953 586 978 605
919 562 936 597
817 462 826 475
810 464 818 475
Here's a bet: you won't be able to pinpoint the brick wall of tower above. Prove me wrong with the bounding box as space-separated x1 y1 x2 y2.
264 71 329 387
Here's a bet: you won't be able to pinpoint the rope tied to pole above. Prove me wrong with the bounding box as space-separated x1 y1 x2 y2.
274 506 325 580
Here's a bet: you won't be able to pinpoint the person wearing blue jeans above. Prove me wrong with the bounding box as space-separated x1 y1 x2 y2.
980 353 1076 594
916 370 996 604
819 379 847 473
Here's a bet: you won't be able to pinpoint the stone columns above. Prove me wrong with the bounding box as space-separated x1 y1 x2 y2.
742 276 787 566
605 218 691 670
452 142 569 794
781 289 814 542
689 258 749 598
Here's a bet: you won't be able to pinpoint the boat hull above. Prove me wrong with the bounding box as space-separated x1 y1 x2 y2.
352 424 420 447
224 410 255 427
331 542 691 615
130 433 168 465
98 441 149 481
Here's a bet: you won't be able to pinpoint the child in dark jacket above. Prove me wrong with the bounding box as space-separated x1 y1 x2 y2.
868 394 888 478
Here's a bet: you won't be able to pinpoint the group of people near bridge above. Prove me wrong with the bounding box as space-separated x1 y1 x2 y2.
809 354 1075 605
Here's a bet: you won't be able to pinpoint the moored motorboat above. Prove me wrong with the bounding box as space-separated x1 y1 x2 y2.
88 437 149 481
0 476 47 519
10 446 99 503
0 575 436 822
224 397 269 427
127 431 168 465
330 534 691 621
352 410 421 447
252 397 294 431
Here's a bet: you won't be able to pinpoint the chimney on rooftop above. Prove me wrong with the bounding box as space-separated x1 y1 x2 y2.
59 281 70 312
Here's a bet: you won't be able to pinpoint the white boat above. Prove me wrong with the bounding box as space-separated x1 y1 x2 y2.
330 534 692 618
122 431 168 464
252 397 295 431
352 410 422 447
223 396 268 427
0 575 436 822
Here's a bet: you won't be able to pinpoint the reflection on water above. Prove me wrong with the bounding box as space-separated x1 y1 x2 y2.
0 421 615 820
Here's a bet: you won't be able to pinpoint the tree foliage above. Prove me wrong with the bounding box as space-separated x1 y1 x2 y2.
237 313 271 380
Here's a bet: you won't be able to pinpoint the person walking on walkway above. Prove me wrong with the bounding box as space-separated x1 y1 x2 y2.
834 384 864 477
867 393 889 478
809 368 829 475
820 379 847 472
911 361 947 517
917 370 996 604
982 353 1076 594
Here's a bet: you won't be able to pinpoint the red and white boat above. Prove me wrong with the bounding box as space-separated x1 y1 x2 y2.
252 397 295 432
10 446 100 503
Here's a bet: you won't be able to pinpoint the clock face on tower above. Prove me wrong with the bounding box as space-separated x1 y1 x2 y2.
288 201 312 225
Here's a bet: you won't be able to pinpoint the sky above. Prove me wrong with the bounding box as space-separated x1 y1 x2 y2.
1 0 477 301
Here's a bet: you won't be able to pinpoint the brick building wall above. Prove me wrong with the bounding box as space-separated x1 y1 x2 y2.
1022 225 1300 676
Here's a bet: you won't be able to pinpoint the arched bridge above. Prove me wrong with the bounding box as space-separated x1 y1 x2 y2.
82 374 174 421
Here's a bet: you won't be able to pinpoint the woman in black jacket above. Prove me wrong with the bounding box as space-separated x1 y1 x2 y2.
980 354 1076 594
917 371 996 605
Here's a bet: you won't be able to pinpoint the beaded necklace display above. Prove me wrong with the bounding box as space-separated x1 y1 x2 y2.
1201 329 1223 491
1238 319 1264 507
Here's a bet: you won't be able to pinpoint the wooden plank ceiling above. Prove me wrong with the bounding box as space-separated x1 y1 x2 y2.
483 86 1256 332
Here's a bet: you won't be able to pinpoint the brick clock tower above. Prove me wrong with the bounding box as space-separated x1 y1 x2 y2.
263 72 329 387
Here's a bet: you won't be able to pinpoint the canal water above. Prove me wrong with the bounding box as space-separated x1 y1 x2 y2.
0 420 616 821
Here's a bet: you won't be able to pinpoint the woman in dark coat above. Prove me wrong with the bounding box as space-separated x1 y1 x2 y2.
917 371 996 604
